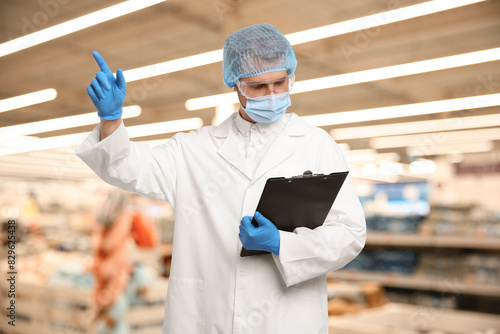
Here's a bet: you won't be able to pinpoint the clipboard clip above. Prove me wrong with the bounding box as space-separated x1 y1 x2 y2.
291 170 324 178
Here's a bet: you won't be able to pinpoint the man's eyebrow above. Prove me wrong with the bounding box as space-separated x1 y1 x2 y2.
245 76 287 85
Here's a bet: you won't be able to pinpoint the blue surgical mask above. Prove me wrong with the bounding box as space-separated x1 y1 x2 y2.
242 92 291 123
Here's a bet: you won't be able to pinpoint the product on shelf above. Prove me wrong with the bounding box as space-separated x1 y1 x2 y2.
360 282 388 309
480 216 500 238
416 249 462 280
463 254 500 285
328 303 500 334
344 249 419 274
365 214 425 233
420 204 474 236
415 250 500 286
365 206 500 239
0 250 167 334
386 288 459 310
327 281 387 316
328 298 361 316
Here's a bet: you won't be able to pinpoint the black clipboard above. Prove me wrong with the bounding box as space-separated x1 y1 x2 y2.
240 170 349 257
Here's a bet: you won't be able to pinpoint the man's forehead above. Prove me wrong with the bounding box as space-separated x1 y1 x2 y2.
240 70 288 83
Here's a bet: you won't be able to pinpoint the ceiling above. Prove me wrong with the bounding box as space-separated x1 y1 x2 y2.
0 0 499 182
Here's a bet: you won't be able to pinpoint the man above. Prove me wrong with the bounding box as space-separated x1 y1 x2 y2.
76 23 365 334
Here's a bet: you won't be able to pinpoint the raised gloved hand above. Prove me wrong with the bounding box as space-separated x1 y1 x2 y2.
86 50 127 120
239 211 280 255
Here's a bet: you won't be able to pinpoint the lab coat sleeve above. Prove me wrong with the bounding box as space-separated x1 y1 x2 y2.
74 121 178 205
272 133 366 287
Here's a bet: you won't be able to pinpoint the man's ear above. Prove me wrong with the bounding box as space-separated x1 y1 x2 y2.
234 87 246 109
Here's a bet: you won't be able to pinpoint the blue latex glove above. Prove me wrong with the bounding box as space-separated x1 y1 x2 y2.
86 50 127 120
239 211 280 255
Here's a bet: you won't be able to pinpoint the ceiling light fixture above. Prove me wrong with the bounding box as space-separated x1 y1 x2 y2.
330 113 500 140
370 127 500 149
0 88 57 114
0 117 203 156
126 118 203 138
124 0 485 82
409 160 436 174
303 93 500 127
0 105 141 138
124 50 223 82
346 152 401 164
378 162 404 176
406 141 493 156
293 48 500 94
0 0 167 58
285 0 485 45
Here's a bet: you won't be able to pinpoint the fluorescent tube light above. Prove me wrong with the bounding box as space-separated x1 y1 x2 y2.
378 162 404 176
346 152 401 163
0 117 203 156
370 128 500 149
1 132 87 153
331 113 500 140
285 0 485 45
125 0 485 83
362 164 379 177
294 48 500 94
124 50 223 82
186 48 500 110
345 149 377 156
361 162 406 177
0 0 167 58
127 118 203 138
303 93 500 127
406 141 493 156
409 160 436 174
0 105 141 137
0 134 38 147
0 88 57 113
185 93 237 111
338 147 401 164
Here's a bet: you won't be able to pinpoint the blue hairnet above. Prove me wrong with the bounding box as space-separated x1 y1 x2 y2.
222 23 297 88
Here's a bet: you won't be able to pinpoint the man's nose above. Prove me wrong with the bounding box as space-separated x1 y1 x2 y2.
266 83 276 95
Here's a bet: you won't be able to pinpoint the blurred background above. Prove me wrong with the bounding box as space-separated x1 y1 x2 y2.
1 0 500 333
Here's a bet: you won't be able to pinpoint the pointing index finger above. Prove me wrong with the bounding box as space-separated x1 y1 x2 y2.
93 50 111 74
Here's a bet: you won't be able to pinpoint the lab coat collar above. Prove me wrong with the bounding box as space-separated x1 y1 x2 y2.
233 111 252 137
251 122 294 184
233 111 288 137
214 112 313 182
214 112 311 138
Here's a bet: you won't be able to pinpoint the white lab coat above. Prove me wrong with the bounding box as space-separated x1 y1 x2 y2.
75 112 366 334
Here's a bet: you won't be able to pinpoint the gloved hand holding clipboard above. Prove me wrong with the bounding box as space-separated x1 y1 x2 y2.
241 170 349 257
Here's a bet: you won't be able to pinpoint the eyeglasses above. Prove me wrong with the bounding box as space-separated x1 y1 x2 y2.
236 72 295 98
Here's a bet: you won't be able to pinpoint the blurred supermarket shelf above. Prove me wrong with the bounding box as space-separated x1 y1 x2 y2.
328 303 500 334
0 278 168 334
366 232 500 250
327 270 500 297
